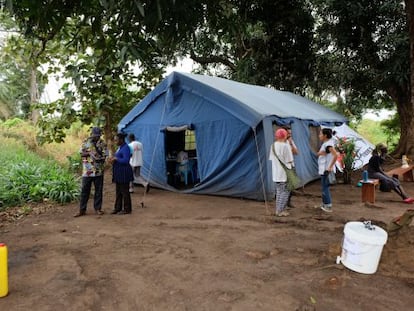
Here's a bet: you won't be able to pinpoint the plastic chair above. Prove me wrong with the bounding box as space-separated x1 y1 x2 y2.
176 161 194 185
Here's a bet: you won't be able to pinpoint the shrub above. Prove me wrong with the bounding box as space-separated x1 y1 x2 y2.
0 136 80 209
2 117 24 127
67 152 82 175
335 137 358 184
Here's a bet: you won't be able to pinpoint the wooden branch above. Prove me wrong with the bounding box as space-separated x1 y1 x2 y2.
190 51 236 71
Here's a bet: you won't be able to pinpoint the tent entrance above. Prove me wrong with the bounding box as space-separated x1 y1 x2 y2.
165 126 198 189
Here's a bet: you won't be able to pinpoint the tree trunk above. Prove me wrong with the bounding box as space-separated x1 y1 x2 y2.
394 1 414 158
104 111 114 155
29 67 40 123
394 97 414 158
343 170 352 184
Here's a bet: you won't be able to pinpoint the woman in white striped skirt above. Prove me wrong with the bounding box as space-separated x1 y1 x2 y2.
269 128 295 217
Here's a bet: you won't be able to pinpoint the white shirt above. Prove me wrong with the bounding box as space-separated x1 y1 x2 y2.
318 138 335 175
129 141 143 167
269 141 294 182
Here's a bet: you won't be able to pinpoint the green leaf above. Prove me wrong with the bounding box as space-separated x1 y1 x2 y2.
134 0 145 17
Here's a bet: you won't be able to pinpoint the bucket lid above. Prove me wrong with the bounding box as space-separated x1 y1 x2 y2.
344 221 388 245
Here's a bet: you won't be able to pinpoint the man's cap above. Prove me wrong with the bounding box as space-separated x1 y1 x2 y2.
115 132 127 140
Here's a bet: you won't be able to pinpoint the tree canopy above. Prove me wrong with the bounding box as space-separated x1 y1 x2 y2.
1 0 414 155
311 0 412 155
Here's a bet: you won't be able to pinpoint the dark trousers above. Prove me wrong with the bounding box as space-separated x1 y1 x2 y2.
80 175 104 212
114 182 132 213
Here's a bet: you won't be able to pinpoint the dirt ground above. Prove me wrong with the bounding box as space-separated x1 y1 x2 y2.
0 171 414 311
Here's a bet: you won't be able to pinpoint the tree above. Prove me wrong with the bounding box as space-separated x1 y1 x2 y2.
3 0 205 145
0 11 47 120
3 0 318 145
35 13 166 149
312 0 412 156
185 0 316 92
4 0 414 157
406 0 414 155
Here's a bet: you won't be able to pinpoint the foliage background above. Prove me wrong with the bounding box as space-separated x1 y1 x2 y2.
0 117 398 210
0 119 85 209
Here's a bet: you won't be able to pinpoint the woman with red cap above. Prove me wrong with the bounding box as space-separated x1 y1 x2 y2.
269 128 294 217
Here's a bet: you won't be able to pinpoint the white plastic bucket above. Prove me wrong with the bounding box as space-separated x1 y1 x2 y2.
339 221 388 274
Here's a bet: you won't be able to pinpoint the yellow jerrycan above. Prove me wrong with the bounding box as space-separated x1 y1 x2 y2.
0 243 8 297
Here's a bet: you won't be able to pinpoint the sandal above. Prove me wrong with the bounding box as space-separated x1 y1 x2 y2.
276 211 290 217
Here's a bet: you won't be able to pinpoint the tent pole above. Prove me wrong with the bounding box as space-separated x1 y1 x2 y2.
141 98 169 208
252 127 270 215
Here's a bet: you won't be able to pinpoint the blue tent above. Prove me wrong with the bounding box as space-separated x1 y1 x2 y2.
118 72 347 200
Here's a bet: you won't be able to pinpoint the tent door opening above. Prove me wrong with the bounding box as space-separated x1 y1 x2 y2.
165 127 198 189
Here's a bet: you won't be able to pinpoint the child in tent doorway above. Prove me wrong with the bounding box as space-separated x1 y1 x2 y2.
316 128 338 213
367 143 414 204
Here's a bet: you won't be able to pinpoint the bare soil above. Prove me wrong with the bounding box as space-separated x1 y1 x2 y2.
1 171 414 311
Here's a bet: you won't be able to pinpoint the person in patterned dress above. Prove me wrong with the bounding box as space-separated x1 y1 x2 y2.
74 127 108 217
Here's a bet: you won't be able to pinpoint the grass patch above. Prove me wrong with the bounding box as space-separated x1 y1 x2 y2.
0 127 81 210
355 119 399 150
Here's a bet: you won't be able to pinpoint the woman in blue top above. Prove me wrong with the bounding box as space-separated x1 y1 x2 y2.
109 133 134 214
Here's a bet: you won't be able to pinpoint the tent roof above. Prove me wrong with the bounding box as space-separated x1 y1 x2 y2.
119 72 347 130
179 72 346 124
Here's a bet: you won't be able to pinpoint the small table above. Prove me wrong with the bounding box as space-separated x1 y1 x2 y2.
360 179 380 204
386 165 414 182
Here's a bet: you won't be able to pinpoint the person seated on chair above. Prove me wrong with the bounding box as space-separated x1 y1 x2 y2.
176 150 191 184
176 150 189 165
367 143 414 204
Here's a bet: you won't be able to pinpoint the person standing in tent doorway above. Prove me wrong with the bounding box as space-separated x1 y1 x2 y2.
176 150 189 183
109 133 134 215
176 150 189 164
316 128 338 213
367 143 414 203
283 125 299 209
128 133 150 193
74 127 108 217
284 125 299 156
269 128 294 217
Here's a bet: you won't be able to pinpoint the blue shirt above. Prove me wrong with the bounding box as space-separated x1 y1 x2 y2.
112 143 133 183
